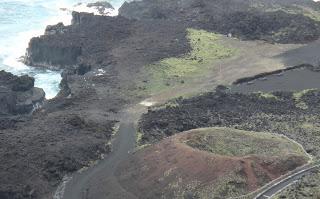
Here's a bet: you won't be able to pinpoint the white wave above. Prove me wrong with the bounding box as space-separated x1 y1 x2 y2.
2 29 43 72
34 70 62 99
0 0 68 99
0 0 128 99
72 2 118 16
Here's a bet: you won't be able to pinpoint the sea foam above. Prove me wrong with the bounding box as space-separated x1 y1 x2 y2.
0 0 126 99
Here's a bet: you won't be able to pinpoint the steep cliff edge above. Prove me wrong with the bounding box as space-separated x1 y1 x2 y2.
24 12 132 72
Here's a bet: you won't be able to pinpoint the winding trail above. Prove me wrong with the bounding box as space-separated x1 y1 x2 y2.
61 111 139 199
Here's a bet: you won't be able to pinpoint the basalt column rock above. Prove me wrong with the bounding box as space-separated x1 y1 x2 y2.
24 36 82 70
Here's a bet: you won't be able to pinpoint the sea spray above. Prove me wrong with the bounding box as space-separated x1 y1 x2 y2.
0 0 127 99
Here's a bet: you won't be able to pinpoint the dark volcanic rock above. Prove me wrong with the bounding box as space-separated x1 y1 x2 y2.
26 0 320 72
0 112 116 199
87 1 115 15
45 22 68 35
12 75 34 91
24 12 189 73
0 70 34 91
87 1 114 9
119 0 320 43
24 36 82 70
0 71 45 116
138 84 320 159
25 0 320 75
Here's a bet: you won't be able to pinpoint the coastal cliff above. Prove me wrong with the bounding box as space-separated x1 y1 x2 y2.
24 0 320 73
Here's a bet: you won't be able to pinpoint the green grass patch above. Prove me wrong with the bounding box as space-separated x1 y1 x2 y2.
293 89 316 101
256 92 279 100
185 127 308 158
293 89 316 110
135 131 151 150
141 28 236 93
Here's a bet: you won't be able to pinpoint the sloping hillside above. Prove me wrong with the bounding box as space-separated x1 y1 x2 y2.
116 128 309 199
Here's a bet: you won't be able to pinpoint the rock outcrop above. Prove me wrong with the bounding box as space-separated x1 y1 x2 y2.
24 11 190 75
87 1 114 15
45 22 68 35
24 36 82 70
0 70 45 117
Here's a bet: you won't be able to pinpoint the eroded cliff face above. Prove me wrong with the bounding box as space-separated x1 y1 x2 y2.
24 13 132 73
24 37 82 70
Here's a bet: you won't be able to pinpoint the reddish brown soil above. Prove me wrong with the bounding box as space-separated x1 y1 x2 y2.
115 130 307 199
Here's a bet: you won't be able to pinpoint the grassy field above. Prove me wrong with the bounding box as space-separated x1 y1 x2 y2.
185 128 309 158
140 28 236 93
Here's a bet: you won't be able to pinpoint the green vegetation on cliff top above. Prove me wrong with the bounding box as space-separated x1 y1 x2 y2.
140 28 236 93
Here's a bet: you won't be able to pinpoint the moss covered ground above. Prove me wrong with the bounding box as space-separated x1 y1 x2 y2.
140 28 236 93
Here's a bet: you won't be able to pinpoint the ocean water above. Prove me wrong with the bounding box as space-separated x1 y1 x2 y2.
0 0 125 99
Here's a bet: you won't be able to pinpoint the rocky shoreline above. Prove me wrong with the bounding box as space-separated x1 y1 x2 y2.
2 0 320 198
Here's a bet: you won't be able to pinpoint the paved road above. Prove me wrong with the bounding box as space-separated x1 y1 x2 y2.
255 164 320 199
60 120 138 199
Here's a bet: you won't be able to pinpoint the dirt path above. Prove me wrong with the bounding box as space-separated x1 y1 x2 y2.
60 110 140 199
